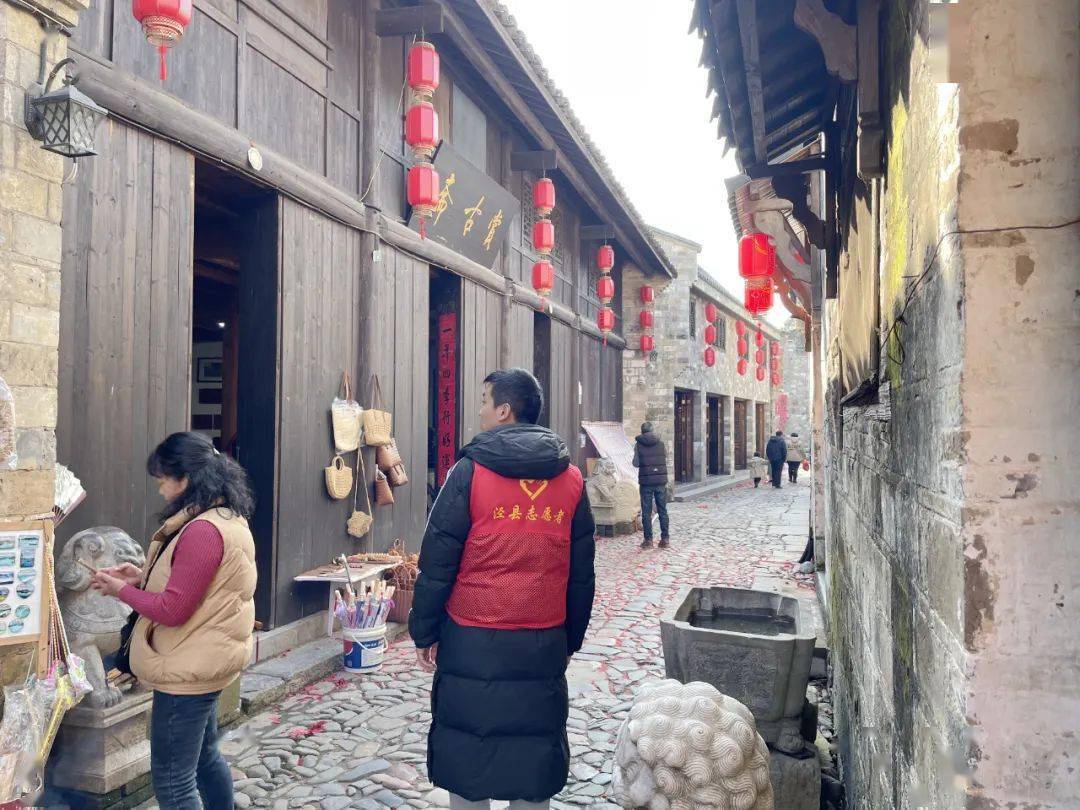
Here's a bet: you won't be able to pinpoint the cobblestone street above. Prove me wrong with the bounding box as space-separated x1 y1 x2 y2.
216 479 814 809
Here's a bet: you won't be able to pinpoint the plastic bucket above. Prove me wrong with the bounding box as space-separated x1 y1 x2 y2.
343 625 387 673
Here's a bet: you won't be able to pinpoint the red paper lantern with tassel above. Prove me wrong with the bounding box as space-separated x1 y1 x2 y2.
407 163 439 225
640 335 655 353
737 338 748 356
771 357 780 373
772 372 781 386
704 302 718 323
407 40 440 99
532 219 555 255
755 349 765 365
597 275 615 303
704 346 716 367
735 320 747 337
639 310 654 329
533 178 555 217
756 366 766 382
639 285 655 304
770 341 781 357
532 261 555 299
132 0 193 81
597 245 615 273
704 324 717 345
755 331 765 347
737 359 748 376
405 101 439 159
597 307 615 335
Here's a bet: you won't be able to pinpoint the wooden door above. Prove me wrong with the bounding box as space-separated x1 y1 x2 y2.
734 399 748 470
707 397 720 476
58 121 194 544
675 391 694 483
755 403 766 456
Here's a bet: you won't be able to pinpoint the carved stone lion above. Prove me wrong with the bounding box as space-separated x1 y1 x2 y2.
612 679 774 810
55 527 146 709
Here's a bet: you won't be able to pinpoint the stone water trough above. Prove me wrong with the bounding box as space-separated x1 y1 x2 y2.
660 586 816 754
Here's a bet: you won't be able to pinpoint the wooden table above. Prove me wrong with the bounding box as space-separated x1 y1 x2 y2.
294 561 399 635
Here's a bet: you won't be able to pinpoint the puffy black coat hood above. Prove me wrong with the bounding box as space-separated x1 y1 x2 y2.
460 423 570 480
636 432 661 447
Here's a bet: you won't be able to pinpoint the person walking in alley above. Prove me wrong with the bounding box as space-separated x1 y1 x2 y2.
632 422 671 549
409 368 596 810
90 431 256 810
786 432 806 483
765 430 787 488
749 451 769 488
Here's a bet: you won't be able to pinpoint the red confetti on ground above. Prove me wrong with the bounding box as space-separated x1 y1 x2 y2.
268 714 281 725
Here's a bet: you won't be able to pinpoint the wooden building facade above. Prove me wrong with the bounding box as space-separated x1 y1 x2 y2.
55 0 671 628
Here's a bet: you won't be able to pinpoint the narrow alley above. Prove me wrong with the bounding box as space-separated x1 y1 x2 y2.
211 481 816 809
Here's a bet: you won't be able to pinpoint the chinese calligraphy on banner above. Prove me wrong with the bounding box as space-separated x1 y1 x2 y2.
436 313 458 486
407 142 520 269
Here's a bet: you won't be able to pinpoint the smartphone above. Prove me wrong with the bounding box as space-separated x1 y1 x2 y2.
76 558 99 575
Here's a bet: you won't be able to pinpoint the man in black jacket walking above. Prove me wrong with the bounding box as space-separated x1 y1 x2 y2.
765 430 788 488
633 422 670 549
409 368 595 810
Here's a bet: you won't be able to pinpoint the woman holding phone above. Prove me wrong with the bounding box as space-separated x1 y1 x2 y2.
91 431 257 810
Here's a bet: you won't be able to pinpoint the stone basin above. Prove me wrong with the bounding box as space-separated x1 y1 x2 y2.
660 586 816 753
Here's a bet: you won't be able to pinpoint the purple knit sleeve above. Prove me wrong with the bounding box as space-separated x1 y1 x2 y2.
119 520 225 627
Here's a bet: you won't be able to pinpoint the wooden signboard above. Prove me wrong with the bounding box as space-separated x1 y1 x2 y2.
0 522 53 672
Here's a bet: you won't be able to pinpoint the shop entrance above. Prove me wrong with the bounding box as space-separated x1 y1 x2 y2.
755 402 767 456
429 270 462 507
674 390 695 483
733 399 748 470
706 395 722 476
191 161 279 621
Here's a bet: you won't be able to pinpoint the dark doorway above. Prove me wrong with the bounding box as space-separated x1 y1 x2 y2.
734 398 748 470
675 390 695 483
429 270 461 508
707 395 722 476
755 402 766 456
533 312 552 428
193 161 278 623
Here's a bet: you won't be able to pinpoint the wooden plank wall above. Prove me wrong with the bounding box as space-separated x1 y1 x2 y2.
506 303 534 370
458 281 504 444
548 319 577 452
360 244 430 557
57 120 194 546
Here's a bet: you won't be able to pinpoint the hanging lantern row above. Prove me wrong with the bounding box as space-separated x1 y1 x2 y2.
595 240 616 344
739 233 777 317
771 341 782 386
639 281 655 354
531 177 556 303
702 298 718 367
405 40 442 238
736 319 750 376
133 0 193 81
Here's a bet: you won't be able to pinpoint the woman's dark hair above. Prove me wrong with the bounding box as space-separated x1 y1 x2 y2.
147 431 255 521
483 367 543 424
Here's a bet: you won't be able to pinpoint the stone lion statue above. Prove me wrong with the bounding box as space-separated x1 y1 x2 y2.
55 527 146 709
612 680 774 810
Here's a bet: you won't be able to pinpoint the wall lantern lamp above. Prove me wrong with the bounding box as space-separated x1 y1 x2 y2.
24 57 106 158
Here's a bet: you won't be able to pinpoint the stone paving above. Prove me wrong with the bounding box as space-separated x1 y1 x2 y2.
214 477 813 810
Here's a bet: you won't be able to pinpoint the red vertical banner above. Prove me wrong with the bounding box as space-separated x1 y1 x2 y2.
436 312 458 486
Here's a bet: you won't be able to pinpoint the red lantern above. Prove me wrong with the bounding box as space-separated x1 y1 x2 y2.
597 275 615 303
639 310 654 329
533 178 556 217
532 219 555 255
770 341 781 357
756 366 766 382
407 40 440 100
597 307 615 334
770 357 780 372
704 302 718 323
739 233 776 279
405 102 439 159
772 372 781 386
407 163 439 216
735 320 747 337
744 276 774 316
639 285 655 304
755 349 765 365
597 245 615 273
737 338 748 356
532 261 554 298
640 335 655 353
704 346 716 367
737 358 748 376
132 0 193 81
755 331 765 347
704 324 717 345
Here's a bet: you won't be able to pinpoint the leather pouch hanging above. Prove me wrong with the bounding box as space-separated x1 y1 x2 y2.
374 468 395 506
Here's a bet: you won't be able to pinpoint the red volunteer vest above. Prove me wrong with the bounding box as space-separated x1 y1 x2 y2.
446 462 584 630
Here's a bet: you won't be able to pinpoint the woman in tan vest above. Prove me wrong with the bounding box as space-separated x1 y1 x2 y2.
91 431 257 809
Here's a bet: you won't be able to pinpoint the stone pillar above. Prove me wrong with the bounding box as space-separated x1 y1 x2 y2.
0 0 89 697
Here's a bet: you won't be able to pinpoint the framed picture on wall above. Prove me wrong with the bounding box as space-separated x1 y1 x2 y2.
197 358 222 383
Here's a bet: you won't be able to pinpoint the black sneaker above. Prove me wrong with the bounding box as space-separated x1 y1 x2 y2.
640 539 653 549
658 539 670 549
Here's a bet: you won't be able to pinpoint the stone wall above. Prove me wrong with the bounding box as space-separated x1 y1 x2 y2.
0 0 89 700
774 319 810 441
823 0 1079 807
622 228 776 487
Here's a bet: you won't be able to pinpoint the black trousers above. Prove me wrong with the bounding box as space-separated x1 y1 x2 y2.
640 485 670 541
788 461 801 482
769 460 784 487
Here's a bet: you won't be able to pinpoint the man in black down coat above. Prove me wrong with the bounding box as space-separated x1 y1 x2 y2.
632 422 670 549
409 368 596 809
765 430 788 488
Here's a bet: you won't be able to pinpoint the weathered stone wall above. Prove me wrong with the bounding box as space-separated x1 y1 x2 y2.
823 2 967 806
774 319 810 441
954 0 1079 804
622 228 776 486
0 0 89 702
